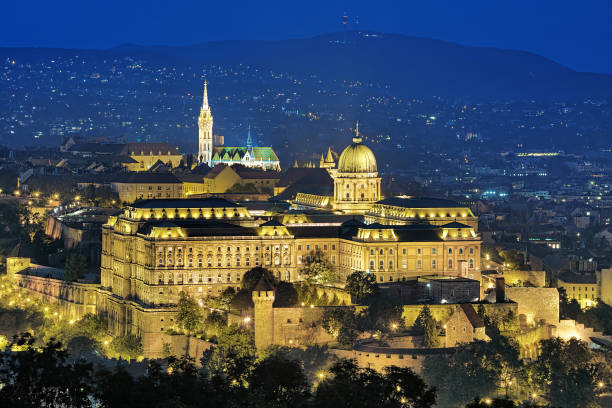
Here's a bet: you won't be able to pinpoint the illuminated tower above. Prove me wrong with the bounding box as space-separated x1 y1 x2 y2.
252 275 275 352
198 80 213 165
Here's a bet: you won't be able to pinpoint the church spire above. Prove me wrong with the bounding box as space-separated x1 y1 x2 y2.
202 80 209 110
247 125 253 150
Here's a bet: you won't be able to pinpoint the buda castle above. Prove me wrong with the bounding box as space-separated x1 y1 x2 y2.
92 124 481 352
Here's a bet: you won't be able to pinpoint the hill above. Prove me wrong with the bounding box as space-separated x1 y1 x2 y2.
112 31 612 100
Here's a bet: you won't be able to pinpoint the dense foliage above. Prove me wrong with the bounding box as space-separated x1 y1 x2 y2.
299 248 338 285
345 270 378 303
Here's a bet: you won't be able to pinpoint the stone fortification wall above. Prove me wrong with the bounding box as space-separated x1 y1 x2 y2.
331 346 454 374
149 334 214 361
504 270 546 287
14 274 97 320
505 287 559 325
272 307 335 346
312 286 353 305
401 303 517 328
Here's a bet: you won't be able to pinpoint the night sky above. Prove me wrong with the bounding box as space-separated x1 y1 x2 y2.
3 0 612 74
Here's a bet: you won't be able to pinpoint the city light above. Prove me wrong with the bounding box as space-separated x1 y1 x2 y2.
243 316 251 323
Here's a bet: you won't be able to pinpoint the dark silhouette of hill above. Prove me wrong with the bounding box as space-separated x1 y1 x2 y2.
112 31 612 100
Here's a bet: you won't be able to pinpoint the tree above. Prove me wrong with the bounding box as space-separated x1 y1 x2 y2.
64 253 88 282
200 325 256 385
423 340 503 407
299 248 338 285
207 287 236 312
241 267 276 291
109 334 143 361
558 287 581 320
527 337 607 408
345 270 378 303
314 359 436 408
464 397 516 408
260 345 336 384
0 333 94 407
175 291 203 335
413 306 440 348
248 354 310 406
321 308 357 347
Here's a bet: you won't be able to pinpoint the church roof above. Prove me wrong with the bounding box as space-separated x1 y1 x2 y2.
212 146 279 162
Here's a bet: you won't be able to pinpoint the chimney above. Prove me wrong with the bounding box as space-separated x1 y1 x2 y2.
495 277 506 303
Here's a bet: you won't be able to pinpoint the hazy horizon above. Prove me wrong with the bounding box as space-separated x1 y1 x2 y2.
4 0 612 74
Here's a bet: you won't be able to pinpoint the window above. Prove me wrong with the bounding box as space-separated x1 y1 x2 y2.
432 259 437 269
389 260 393 269
380 249 384 255
324 244 327 250
332 244 336 250
459 248 464 255
448 248 453 254
402 248 406 255
379 260 384 270
306 245 310 251
297 256 302 264
370 249 375 255
370 260 374 270
432 248 437 255
417 259 422 269
448 259 453 269
469 258 474 269
469 247 474 254
417 248 422 255
389 249 393 255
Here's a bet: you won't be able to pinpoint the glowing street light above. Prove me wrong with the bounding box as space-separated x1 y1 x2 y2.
243 316 251 324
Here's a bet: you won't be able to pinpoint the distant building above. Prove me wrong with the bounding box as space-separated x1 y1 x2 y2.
197 82 280 171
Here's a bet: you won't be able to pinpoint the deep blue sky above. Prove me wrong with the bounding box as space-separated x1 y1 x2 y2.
4 0 612 74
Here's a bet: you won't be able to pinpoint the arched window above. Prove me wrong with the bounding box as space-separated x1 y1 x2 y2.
448 248 453 254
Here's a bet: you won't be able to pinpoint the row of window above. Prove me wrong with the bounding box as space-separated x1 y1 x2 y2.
368 258 475 270
369 247 475 256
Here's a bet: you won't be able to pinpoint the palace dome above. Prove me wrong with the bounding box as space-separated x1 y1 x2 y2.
337 135 377 174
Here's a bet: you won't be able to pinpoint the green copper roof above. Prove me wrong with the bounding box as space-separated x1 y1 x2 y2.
211 146 279 162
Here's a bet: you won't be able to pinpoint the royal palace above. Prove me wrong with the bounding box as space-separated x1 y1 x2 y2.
93 128 482 351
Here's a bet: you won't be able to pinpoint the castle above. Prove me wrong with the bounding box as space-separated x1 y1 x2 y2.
197 82 280 171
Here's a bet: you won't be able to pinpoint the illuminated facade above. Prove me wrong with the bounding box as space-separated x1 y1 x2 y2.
98 198 481 349
198 81 214 165
365 197 478 231
332 123 381 213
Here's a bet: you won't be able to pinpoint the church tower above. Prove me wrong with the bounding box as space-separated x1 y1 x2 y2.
198 81 213 165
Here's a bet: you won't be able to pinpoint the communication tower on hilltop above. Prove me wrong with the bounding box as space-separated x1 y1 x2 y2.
343 12 348 44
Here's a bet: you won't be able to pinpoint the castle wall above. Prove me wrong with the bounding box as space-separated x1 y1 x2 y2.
503 270 546 287
14 274 97 321
331 347 453 374
272 307 335 346
401 303 517 329
505 287 559 325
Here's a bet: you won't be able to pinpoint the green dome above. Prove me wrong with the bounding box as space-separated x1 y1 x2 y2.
337 137 377 173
